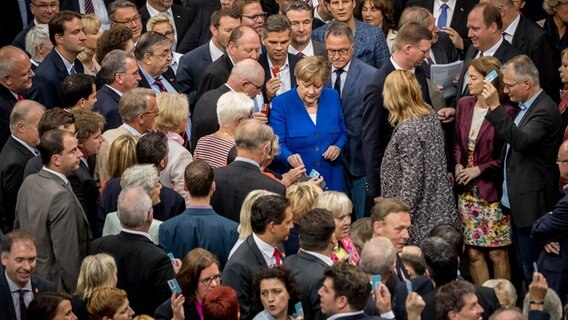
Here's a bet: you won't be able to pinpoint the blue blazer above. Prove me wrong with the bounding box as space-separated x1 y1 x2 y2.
312 20 389 70
270 88 347 191
93 85 122 131
158 207 238 269
176 43 213 107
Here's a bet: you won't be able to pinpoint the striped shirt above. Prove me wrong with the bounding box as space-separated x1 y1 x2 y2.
194 134 235 168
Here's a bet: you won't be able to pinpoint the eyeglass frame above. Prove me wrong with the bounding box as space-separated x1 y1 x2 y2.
199 273 222 287
113 15 142 26
326 45 353 57
503 81 522 90
31 1 59 10
242 12 268 21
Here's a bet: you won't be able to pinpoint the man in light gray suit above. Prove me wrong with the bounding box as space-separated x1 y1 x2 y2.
15 129 91 293
324 21 379 219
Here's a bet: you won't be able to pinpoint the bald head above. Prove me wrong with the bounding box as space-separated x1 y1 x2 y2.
0 46 34 93
489 308 524 320
227 58 265 97
10 100 45 146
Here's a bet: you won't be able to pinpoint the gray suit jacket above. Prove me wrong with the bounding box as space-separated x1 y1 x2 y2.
15 169 91 292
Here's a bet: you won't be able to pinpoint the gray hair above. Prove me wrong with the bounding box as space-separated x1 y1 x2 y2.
522 289 562 320
9 100 45 134
134 31 171 61
108 0 137 23
482 279 517 308
119 88 156 122
360 236 397 276
399 6 432 29
261 14 291 39
502 54 540 86
313 191 353 218
25 25 50 58
324 21 354 44
99 49 135 85
235 119 275 150
0 46 27 78
117 186 153 229
120 164 158 196
217 92 253 126
489 307 525 320
230 58 264 83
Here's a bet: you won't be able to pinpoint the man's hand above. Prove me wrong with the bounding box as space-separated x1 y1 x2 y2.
441 27 464 50
288 154 304 168
437 107 456 123
528 272 548 311
266 77 282 100
406 292 426 320
374 282 392 313
281 165 307 186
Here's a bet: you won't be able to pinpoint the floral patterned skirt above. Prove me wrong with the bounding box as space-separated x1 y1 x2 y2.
458 186 512 247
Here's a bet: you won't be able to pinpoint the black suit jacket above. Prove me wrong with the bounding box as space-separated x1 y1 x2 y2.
195 53 233 101
456 40 521 103
313 40 328 58
68 158 99 237
420 32 460 79
0 267 56 320
512 15 561 103
177 4 218 54
191 84 230 148
137 66 181 92
10 22 33 51
283 251 328 320
361 60 431 198
0 136 36 233
93 85 122 131
258 53 300 103
385 254 411 296
211 160 286 222
0 0 25 47
486 91 562 227
90 231 175 316
27 49 84 108
139 4 196 52
0 85 18 151
176 43 213 107
406 0 478 55
222 235 273 320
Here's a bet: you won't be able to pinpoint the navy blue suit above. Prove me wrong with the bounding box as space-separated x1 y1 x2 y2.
176 43 213 107
27 49 84 108
270 88 348 191
258 53 300 104
11 22 34 51
158 206 238 268
93 85 122 131
177 5 218 54
532 191 568 304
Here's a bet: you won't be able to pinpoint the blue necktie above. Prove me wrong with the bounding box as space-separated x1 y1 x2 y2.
437 3 449 29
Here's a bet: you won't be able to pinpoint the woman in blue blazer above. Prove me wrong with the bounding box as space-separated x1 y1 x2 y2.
269 56 347 191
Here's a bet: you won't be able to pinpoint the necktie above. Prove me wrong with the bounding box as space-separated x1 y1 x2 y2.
273 247 281 267
296 52 305 58
17 94 24 101
334 69 344 98
154 78 168 93
85 0 94 14
502 31 510 43
69 66 77 75
437 3 449 29
19 289 27 320
33 148 40 156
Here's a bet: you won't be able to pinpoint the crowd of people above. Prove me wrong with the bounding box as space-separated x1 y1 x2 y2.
1 0 568 319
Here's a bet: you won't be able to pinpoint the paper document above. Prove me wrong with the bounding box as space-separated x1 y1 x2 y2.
430 60 463 98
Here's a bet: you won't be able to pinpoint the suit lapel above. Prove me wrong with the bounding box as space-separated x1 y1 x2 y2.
517 92 544 128
342 59 358 107
246 235 270 267
451 0 468 31
511 17 527 52
0 273 17 320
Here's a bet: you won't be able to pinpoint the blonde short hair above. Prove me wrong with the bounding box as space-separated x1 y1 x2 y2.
75 254 118 301
155 93 189 133
543 0 568 15
146 13 171 31
286 182 323 223
313 191 352 218
294 55 329 85
107 135 139 180
82 14 102 33
482 279 517 308
383 70 431 125
238 190 278 240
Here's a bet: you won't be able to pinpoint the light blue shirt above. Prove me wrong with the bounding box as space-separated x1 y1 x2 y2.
138 65 177 95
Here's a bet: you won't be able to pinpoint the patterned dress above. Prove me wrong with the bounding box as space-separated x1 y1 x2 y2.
381 111 459 244
458 106 511 247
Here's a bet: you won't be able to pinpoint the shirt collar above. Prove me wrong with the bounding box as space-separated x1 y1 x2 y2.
146 3 173 17
42 166 70 185
390 56 415 73
479 37 504 57
54 48 76 74
503 13 521 38
434 0 456 12
121 228 153 242
267 55 290 71
122 123 144 137
11 135 37 155
138 63 159 84
5 271 32 291
209 39 225 61
288 40 315 56
234 156 260 168
327 310 365 320
300 249 333 266
332 59 352 73
253 233 276 264
522 89 542 109
105 84 124 97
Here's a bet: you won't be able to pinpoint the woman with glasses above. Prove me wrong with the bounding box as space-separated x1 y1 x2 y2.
155 248 222 320
251 267 302 320
269 56 347 191
354 0 396 52
454 56 515 284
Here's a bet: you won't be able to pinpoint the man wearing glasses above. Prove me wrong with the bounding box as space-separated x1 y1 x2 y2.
12 0 59 50
234 0 266 36
109 0 143 43
134 31 180 95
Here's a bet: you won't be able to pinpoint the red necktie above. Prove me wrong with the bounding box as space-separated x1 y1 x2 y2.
85 0 94 14
17 94 24 101
154 78 168 93
273 247 281 267
296 52 305 58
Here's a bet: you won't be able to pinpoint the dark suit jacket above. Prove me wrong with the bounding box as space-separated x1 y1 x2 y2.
93 85 122 131
195 53 233 101
532 192 568 304
0 85 18 150
90 231 176 316
137 66 181 92
10 22 33 51
361 60 431 198
211 160 286 222
27 49 84 108
222 235 272 320
0 136 36 233
258 53 300 104
420 32 460 79
456 40 521 103
340 58 379 177
68 159 99 237
177 4 218 54
406 0 478 55
512 15 561 103
0 267 56 320
155 298 200 320
313 40 327 58
485 91 562 227
176 43 213 107
0 0 25 47
139 4 195 52
282 250 329 320
97 177 185 235
158 207 238 268
454 96 516 202
191 84 230 148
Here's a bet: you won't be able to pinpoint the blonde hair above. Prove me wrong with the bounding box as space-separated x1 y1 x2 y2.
286 182 323 223
75 254 118 301
155 93 189 133
482 279 517 308
237 190 278 240
543 0 568 15
383 70 431 125
78 14 102 63
146 13 171 31
294 55 329 84
313 191 352 218
107 135 139 180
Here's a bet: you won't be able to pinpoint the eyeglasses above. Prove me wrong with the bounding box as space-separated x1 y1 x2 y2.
149 50 173 59
246 80 263 90
503 81 521 90
200 273 222 287
142 108 159 117
31 1 59 10
113 15 141 26
556 159 568 164
326 47 351 57
414 46 430 55
242 12 267 21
